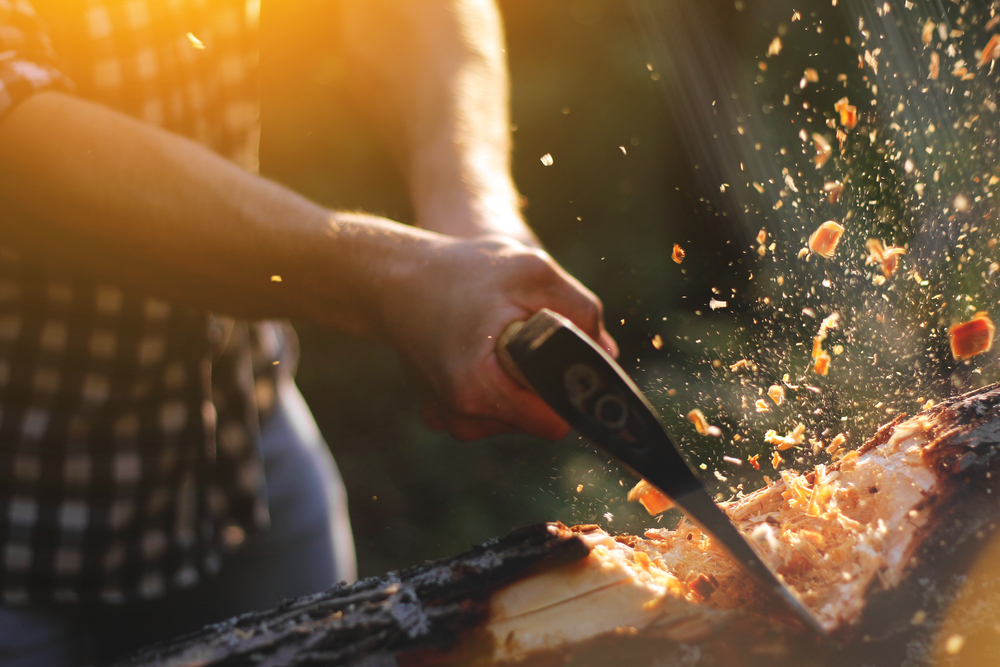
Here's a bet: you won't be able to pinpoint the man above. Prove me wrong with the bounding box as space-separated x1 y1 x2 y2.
0 0 614 663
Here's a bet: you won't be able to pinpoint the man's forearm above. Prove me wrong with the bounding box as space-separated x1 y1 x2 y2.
0 91 430 333
0 91 615 441
341 0 536 244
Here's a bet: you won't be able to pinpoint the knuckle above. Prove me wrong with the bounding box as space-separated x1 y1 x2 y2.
473 237 513 254
512 248 556 279
586 294 604 327
567 290 602 334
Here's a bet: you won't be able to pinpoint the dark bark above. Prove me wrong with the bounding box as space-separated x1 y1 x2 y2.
111 523 588 667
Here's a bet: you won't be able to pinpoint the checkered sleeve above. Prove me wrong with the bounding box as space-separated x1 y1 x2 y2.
0 0 74 120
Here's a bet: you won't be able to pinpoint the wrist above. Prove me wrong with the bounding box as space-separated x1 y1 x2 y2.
413 186 540 248
408 138 539 246
325 213 453 337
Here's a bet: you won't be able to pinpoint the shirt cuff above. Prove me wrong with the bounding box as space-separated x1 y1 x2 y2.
0 56 74 121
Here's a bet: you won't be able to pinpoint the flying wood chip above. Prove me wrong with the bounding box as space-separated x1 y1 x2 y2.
834 97 858 129
809 221 845 258
813 351 832 376
949 312 995 360
687 408 720 436
922 20 935 46
810 312 839 376
729 358 757 373
812 133 832 169
627 479 674 516
980 34 1000 67
766 423 806 451
866 239 906 278
823 181 844 204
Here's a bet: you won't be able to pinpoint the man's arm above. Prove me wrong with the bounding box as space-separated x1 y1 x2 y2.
0 91 614 440
0 92 376 333
340 0 537 246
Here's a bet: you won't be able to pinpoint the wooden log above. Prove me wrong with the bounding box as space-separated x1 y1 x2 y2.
115 384 1000 667
112 522 587 667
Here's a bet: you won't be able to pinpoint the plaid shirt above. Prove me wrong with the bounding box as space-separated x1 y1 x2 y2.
0 0 285 605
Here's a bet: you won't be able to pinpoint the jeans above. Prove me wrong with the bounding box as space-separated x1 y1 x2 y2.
0 380 356 666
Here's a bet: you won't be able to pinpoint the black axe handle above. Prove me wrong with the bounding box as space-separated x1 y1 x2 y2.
495 308 701 498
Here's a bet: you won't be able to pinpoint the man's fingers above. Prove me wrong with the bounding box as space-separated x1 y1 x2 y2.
422 400 505 439
485 356 571 440
441 414 518 441
422 358 571 442
507 395 571 440
423 400 530 441
411 241 614 443
420 402 446 431
599 328 619 358
514 253 613 356
451 385 569 440
531 289 618 357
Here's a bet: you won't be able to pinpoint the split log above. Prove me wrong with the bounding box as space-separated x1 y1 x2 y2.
115 384 1000 667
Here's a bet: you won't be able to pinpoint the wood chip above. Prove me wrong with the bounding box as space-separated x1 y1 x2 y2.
813 352 832 375
949 312 995 360
980 34 1000 67
866 239 906 277
809 221 845 258
922 20 935 46
823 181 844 204
672 244 685 264
729 359 757 373
627 479 674 515
812 133 832 168
834 97 858 129
687 409 711 435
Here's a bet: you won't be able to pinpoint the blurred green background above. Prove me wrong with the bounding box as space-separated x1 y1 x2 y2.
256 0 1000 578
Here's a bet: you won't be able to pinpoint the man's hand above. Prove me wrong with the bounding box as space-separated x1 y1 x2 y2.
0 92 615 442
337 0 614 440
376 235 617 441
